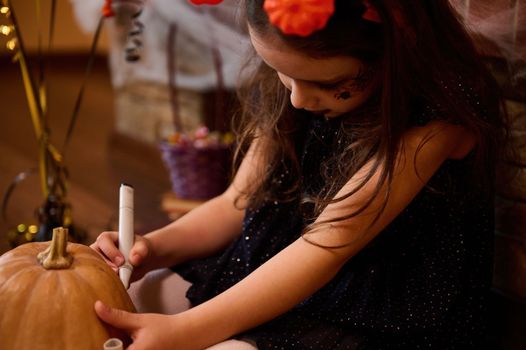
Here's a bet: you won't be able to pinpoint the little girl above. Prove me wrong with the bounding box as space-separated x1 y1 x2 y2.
92 0 506 349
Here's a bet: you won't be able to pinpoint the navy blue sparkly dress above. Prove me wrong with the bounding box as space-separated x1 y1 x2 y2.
174 99 494 349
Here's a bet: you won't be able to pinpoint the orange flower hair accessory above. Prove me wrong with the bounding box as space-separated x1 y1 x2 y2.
189 0 224 5
263 0 335 37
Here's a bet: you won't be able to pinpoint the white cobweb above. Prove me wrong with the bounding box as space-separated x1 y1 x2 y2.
450 0 525 83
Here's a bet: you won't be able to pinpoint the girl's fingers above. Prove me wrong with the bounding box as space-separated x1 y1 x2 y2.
91 231 124 266
91 232 150 278
129 237 149 266
94 301 138 332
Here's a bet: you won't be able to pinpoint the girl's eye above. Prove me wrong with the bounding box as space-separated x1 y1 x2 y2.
317 82 341 91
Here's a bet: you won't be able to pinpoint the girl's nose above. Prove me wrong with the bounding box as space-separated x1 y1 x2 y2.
289 80 318 110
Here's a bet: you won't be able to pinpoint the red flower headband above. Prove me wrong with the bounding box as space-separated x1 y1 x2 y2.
189 0 224 4
263 0 334 37
188 0 382 36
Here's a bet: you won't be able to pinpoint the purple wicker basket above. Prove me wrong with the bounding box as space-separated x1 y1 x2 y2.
159 141 231 200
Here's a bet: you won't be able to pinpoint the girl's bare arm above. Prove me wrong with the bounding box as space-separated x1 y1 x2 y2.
91 138 266 276
143 138 267 270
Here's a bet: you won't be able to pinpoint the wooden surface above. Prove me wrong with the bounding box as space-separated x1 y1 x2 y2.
0 54 172 254
161 192 204 220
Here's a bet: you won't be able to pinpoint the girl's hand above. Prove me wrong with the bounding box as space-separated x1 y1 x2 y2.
95 301 180 350
90 231 151 282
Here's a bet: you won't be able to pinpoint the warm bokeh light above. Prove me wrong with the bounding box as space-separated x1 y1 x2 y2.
6 37 16 50
0 24 12 35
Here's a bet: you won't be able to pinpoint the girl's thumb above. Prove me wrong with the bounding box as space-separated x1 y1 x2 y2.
94 300 136 331
129 238 149 266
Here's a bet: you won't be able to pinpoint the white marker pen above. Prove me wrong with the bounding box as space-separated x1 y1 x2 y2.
118 183 134 289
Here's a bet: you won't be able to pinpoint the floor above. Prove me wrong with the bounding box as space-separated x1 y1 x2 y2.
0 54 172 254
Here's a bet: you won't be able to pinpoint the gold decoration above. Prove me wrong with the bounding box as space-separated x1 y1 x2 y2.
1 0 98 246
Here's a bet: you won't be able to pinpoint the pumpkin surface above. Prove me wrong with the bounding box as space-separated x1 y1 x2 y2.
0 228 136 350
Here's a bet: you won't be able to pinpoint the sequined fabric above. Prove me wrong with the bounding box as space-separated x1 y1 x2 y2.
174 99 494 349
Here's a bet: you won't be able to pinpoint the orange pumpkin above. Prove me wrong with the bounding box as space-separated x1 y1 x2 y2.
0 227 135 350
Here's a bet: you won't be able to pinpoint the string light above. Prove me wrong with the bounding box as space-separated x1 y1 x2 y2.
6 37 16 50
0 6 9 16
0 24 12 35
8 223 39 247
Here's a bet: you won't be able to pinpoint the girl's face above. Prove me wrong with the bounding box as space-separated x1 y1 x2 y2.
250 28 379 119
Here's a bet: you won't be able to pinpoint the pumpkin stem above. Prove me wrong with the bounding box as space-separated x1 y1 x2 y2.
37 227 73 269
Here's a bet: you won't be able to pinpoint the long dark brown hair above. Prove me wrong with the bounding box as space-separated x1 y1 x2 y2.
233 0 506 234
